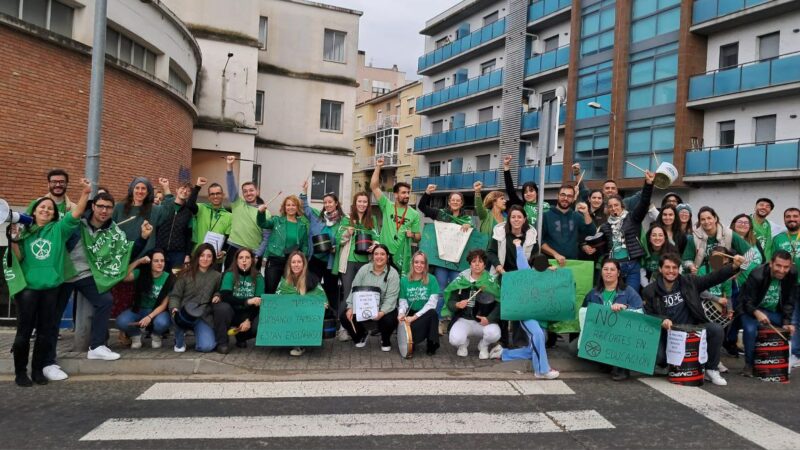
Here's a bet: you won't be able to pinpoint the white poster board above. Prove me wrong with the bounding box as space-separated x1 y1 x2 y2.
666 330 687 366
203 231 226 255
353 290 380 322
434 221 471 263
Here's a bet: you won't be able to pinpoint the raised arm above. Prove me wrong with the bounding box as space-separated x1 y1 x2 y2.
502 155 523 207
417 185 440 219
70 178 93 220
370 157 385 201
225 155 240 202
473 182 488 220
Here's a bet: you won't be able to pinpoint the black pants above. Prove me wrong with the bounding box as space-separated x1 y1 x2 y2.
265 257 286 294
308 257 341 318
656 322 724 371
340 308 398 346
408 309 439 346
212 302 258 346
13 288 60 375
48 283 75 366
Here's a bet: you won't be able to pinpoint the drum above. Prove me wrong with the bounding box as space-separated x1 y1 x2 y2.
668 325 704 387
354 231 373 255
312 233 333 254
702 299 731 327
174 302 205 330
397 320 413 359
754 326 790 383
322 317 337 340
352 286 381 322
585 231 606 249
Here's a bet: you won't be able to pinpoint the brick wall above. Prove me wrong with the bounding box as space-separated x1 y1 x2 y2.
0 24 194 206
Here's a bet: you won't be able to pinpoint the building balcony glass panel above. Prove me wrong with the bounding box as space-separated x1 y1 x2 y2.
412 169 499 192
518 164 564 185
414 119 500 152
416 68 504 113
524 45 570 77
684 139 800 176
528 0 572 23
418 18 506 73
521 104 566 131
688 51 800 101
692 0 772 24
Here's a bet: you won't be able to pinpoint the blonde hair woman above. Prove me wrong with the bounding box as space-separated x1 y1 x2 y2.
398 251 441 355
275 251 325 356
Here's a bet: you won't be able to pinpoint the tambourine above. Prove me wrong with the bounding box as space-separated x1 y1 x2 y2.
397 320 413 359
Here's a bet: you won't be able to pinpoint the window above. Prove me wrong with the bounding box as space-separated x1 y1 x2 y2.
758 32 779 61
258 17 268 50
627 43 678 110
541 90 556 103
168 65 189 96
429 162 441 176
323 29 346 63
630 0 680 44
431 120 444 134
576 60 613 119
580 0 615 56
6 0 73 37
719 120 735 147
719 43 738 69
543 35 559 52
436 36 449 49
255 91 265 124
371 80 391 97
433 78 446 91
407 98 415 115
106 28 156 75
356 115 363 131
320 100 343 131
483 11 499 26
376 129 399 155
311 172 341 200
573 126 610 180
406 135 413 153
480 59 496 75
478 106 494 123
624 115 675 178
755 115 776 143
476 154 491 171
252 164 262 189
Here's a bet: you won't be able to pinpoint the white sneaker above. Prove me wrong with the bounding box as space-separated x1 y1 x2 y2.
173 345 186 353
87 345 121 361
130 335 142 349
151 335 163 349
336 328 351 342
489 345 504 360
456 345 468 357
42 364 68 381
478 347 489 360
355 336 368 348
718 362 729 373
381 345 391 352
790 354 800 368
535 369 560 380
289 347 305 356
705 369 728 386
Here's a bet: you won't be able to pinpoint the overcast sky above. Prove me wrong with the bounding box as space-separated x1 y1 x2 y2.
322 0 462 80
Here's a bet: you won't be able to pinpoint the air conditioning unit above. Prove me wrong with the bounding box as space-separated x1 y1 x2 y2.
527 92 540 111
530 39 543 56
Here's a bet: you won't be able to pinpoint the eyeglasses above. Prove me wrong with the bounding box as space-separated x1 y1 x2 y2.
558 193 574 198
208 192 223 196
49 180 67 186
94 204 113 211
735 219 751 225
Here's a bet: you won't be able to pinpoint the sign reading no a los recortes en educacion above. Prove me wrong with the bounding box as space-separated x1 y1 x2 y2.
578 303 663 374
500 269 576 322
256 294 326 347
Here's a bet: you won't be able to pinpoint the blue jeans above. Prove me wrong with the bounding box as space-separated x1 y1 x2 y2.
434 266 460 319
173 318 216 352
501 319 550 374
742 308 785 366
620 260 641 292
64 276 113 350
792 304 800 357
116 309 171 336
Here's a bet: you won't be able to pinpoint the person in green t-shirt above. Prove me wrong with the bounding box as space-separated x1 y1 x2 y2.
225 155 269 271
473 181 507 238
257 196 310 294
398 251 441 355
370 156 421 276
117 249 175 349
8 178 91 387
750 198 779 258
683 206 754 284
502 155 550 228
192 180 232 255
25 168 75 218
768 208 800 282
641 225 679 284
275 251 326 357
213 247 265 354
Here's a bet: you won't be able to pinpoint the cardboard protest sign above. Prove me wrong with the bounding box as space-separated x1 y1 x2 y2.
434 221 471 263
547 259 594 333
256 294 326 347
500 268 576 322
419 223 488 272
578 303 662 374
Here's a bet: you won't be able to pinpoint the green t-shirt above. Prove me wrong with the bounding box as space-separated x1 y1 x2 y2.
751 215 772 255
377 195 420 275
602 289 616 307
220 272 265 301
761 279 781 312
524 201 550 228
230 197 266 249
133 270 169 310
334 216 378 268
399 277 440 313
611 231 629 260
770 232 800 282
19 214 80 290
285 220 300 252
193 204 233 251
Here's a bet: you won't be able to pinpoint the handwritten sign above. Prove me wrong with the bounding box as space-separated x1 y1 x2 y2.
433 221 471 263
419 223 488 271
666 330 687 366
256 294 325 347
547 259 594 334
578 303 662 374
500 269 576 322
353 289 380 322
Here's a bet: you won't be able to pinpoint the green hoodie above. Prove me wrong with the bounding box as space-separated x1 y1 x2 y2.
17 214 80 290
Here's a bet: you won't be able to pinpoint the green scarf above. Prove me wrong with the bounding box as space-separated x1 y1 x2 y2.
524 201 549 227
437 209 472 226
275 277 326 297
3 248 26 297
441 270 501 318
81 222 134 293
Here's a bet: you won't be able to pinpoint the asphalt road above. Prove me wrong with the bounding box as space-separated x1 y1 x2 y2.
0 373 798 449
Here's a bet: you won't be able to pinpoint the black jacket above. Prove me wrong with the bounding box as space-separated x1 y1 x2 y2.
737 263 796 324
642 264 738 323
156 186 199 254
600 182 654 260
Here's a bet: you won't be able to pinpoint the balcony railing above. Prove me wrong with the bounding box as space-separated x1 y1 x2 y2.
414 119 501 152
354 153 400 171
684 138 800 176
692 0 772 24
416 68 504 113
412 169 499 192
417 18 506 73
521 104 566 131
363 115 400 135
525 45 570 77
689 51 800 101
528 0 571 23
519 164 564 185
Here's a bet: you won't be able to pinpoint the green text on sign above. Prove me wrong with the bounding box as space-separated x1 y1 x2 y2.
578 303 662 374
256 294 326 347
500 269 576 322
419 223 489 272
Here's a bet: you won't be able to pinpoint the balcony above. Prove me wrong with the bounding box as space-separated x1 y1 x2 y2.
521 104 566 132
414 119 500 153
528 0 572 28
412 169 499 192
416 68 504 114
353 153 401 172
525 45 570 80
687 51 800 108
362 116 400 136
691 0 799 34
684 138 800 181
519 164 564 185
417 18 506 75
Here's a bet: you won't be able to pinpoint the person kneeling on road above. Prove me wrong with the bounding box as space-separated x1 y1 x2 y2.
169 244 220 353
117 249 175 350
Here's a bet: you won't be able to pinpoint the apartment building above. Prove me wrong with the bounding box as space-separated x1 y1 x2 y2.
356 50 409 103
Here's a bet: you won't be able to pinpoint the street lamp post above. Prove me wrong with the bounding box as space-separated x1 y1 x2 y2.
587 101 617 180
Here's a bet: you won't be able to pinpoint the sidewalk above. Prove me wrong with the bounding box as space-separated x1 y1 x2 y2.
0 327 602 377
